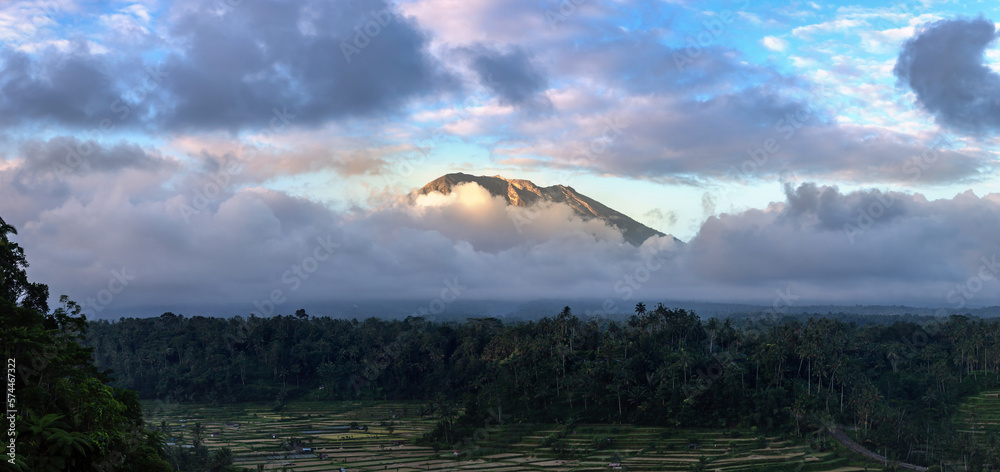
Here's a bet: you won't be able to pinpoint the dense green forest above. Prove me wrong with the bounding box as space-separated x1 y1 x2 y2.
0 217 172 471
87 304 1000 469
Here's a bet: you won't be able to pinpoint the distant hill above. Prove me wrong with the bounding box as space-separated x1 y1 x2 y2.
419 172 679 246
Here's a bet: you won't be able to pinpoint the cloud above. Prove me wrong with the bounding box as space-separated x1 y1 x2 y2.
490 78 996 184
676 183 1000 305
0 0 456 133
5 147 1000 316
154 0 455 132
410 23 997 185
762 36 788 51
792 18 863 38
467 45 551 111
5 0 1000 318
894 17 1000 135
0 42 132 128
0 165 663 315
17 136 174 176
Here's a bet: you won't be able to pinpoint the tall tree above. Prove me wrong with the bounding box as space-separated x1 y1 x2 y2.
0 217 171 471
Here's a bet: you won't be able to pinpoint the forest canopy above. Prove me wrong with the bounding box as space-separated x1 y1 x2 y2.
86 303 1000 468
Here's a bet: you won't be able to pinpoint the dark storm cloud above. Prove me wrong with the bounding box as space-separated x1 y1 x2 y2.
894 17 1000 135
468 46 551 110
18 136 173 175
0 0 454 133
779 182 907 231
156 0 454 131
0 42 127 128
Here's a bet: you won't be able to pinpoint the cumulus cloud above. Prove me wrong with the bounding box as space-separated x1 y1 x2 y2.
0 42 133 128
3 0 995 189
4 144 1000 317
894 17 1000 134
492 79 995 184
155 0 454 131
674 183 1000 306
762 36 788 51
467 46 551 111
0 0 455 133
0 149 668 315
5 0 1000 318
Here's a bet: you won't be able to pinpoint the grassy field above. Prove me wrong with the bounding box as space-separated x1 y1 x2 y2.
144 400 871 471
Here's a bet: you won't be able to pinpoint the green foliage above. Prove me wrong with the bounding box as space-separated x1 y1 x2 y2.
19 413 94 472
70 272 1000 467
207 447 234 472
0 217 172 471
590 434 613 450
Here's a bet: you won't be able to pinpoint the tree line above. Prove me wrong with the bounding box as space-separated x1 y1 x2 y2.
86 304 1000 468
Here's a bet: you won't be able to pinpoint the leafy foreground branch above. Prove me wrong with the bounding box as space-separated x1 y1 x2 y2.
0 216 173 471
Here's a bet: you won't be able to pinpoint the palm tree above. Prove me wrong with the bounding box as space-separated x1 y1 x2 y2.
192 422 205 448
21 413 95 472
208 447 234 472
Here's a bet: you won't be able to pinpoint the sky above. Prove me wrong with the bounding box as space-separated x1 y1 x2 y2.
3 0 1000 317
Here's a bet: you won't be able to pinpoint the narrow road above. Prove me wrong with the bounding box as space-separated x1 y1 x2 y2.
828 428 928 472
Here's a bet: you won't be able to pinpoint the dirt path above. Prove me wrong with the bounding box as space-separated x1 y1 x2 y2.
828 428 927 472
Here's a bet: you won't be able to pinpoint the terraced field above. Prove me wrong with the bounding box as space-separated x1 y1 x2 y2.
956 390 1000 442
144 400 868 471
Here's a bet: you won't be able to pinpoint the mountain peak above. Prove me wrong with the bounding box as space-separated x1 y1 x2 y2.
418 173 678 246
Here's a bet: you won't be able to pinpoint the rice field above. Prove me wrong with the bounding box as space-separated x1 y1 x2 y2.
956 389 1000 441
143 400 868 471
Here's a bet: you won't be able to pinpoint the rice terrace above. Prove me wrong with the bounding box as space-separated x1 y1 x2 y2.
146 400 877 471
